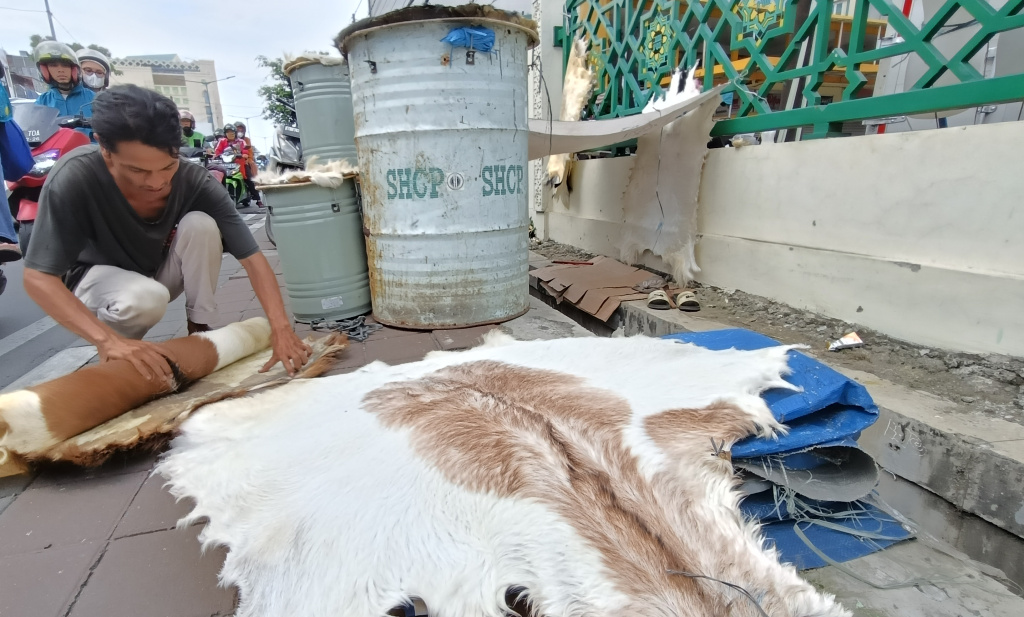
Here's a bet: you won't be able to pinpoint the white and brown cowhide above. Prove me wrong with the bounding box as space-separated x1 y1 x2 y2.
157 332 851 617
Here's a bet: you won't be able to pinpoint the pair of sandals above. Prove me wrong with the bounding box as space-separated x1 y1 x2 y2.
647 289 700 312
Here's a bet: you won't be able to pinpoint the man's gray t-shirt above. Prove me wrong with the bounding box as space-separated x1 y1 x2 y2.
25 146 259 287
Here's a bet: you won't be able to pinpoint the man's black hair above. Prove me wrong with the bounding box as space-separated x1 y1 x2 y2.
92 84 181 157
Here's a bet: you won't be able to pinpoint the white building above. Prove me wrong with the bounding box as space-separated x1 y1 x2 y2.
110 54 225 136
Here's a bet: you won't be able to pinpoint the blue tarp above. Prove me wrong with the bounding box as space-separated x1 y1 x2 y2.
661 329 910 568
661 329 879 457
441 27 496 52
741 492 911 569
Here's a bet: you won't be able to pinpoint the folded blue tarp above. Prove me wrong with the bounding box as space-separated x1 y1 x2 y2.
662 329 911 568
661 329 878 457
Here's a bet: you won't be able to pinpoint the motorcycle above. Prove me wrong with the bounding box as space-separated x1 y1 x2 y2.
5 100 91 254
186 139 250 208
267 97 302 175
266 124 302 174
219 149 249 207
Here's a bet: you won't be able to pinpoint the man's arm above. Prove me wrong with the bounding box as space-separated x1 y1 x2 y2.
23 268 176 381
239 252 311 376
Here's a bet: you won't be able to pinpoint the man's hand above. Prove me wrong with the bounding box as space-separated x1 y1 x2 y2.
98 336 177 382
260 327 312 376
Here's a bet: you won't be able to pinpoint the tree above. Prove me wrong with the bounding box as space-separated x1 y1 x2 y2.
29 35 122 75
256 55 297 127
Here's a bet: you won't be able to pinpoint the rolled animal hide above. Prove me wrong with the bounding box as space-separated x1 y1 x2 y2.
0 318 271 460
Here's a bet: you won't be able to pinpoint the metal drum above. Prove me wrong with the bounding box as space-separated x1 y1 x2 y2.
260 181 371 322
339 7 538 329
284 58 358 164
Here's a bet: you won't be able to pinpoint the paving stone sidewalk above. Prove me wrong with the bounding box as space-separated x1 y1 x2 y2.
0 230 587 617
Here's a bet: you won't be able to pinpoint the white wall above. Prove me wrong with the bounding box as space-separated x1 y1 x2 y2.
541 121 1024 356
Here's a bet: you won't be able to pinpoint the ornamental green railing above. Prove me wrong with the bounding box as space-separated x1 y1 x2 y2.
558 0 1024 138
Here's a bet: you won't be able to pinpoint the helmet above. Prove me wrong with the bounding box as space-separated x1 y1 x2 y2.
233 121 246 132
77 48 111 90
179 110 196 128
33 40 81 88
223 124 237 135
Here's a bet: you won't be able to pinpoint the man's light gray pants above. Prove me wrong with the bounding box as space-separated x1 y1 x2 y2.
73 212 222 339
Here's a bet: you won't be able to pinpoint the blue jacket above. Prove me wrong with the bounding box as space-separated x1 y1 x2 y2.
35 83 95 138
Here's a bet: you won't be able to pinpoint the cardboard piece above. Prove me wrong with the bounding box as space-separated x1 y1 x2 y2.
531 257 664 323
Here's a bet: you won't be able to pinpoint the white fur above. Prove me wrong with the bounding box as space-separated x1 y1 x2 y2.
642 65 700 114
197 317 273 371
0 390 55 457
547 37 594 190
157 336 848 617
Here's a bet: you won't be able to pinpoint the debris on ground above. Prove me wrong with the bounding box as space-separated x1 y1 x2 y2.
829 332 865 352
532 240 1024 424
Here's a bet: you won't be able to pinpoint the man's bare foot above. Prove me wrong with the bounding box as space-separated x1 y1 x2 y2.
187 320 213 335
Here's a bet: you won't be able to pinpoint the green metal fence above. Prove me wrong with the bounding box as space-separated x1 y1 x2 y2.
557 0 1024 138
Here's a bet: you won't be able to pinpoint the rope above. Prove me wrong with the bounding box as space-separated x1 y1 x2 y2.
666 570 771 617
308 315 382 342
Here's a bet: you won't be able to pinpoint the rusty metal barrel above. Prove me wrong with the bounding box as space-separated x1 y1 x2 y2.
338 6 538 329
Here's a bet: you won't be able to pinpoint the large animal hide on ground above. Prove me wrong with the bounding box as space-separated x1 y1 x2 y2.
158 334 851 617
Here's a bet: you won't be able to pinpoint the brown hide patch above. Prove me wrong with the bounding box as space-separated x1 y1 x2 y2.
363 360 727 608
39 332 349 468
29 336 219 441
643 403 759 456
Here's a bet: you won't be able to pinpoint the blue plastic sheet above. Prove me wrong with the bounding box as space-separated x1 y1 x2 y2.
760 507 910 569
441 27 496 52
661 329 908 568
661 329 879 457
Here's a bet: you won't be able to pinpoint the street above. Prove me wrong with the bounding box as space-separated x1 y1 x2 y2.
0 258 82 391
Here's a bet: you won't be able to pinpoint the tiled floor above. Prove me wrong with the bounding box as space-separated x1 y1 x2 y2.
0 227 590 616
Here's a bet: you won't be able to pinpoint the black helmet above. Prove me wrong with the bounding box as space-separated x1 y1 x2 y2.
33 40 81 89
223 124 237 134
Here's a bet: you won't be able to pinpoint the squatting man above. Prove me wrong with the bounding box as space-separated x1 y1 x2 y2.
23 85 311 380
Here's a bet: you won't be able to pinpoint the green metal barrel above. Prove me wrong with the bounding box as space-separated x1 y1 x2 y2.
260 181 371 322
284 58 357 165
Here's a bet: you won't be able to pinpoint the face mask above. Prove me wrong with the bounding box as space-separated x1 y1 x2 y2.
83 73 104 89
182 127 194 137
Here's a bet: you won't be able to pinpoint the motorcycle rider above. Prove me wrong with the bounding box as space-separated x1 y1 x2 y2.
215 124 262 208
233 121 263 207
33 41 94 125
77 48 111 93
1 65 32 263
179 110 205 148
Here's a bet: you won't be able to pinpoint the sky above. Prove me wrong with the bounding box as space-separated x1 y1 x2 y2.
0 0 371 153
1 1 534 152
